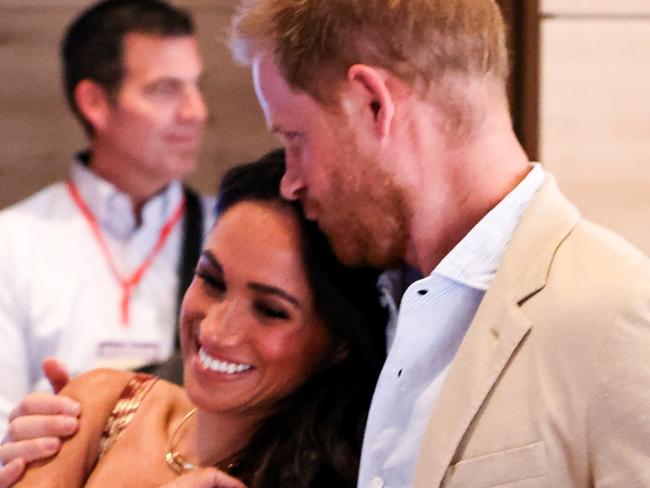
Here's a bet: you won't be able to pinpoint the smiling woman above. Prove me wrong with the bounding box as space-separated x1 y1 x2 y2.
14 150 386 488
183 201 339 419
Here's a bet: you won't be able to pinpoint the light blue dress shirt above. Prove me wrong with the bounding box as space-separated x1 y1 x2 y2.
358 164 546 488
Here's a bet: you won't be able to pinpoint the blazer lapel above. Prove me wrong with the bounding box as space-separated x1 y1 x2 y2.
413 175 580 487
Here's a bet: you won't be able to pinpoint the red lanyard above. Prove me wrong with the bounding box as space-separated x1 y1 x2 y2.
67 180 186 326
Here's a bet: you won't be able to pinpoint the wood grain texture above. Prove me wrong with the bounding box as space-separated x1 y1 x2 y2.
542 0 650 16
0 1 276 209
540 19 650 254
497 0 540 160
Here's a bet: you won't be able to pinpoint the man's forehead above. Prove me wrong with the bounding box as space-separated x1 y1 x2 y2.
121 32 201 78
253 52 327 119
252 51 290 97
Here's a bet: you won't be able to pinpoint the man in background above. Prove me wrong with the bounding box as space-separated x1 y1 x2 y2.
0 0 211 437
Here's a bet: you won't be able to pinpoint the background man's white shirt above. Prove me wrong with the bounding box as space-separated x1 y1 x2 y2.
0 158 213 436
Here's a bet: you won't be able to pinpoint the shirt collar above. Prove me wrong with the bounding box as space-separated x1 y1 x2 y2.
377 266 422 307
434 163 546 290
69 152 183 239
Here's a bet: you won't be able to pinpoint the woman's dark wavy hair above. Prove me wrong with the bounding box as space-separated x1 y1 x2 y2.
215 149 387 487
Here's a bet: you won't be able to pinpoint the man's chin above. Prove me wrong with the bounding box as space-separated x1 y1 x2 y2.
316 215 401 268
334 236 404 270
168 157 198 178
328 233 374 268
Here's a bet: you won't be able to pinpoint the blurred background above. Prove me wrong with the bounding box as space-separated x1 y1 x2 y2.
1 0 649 254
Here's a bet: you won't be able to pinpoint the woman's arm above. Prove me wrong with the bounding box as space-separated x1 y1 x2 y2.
14 369 133 488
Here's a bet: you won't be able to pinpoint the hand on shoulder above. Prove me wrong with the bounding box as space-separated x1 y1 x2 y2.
0 459 25 488
0 358 77 486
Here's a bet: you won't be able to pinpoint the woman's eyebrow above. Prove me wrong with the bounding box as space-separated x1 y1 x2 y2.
248 282 302 310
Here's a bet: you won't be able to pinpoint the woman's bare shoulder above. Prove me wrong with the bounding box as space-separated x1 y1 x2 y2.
61 369 190 428
143 377 191 417
59 368 135 405
15 370 139 487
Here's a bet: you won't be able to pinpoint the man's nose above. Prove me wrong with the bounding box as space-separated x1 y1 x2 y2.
280 165 305 201
178 86 207 124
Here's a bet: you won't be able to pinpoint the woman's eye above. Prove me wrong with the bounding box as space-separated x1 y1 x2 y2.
196 271 226 294
254 302 290 320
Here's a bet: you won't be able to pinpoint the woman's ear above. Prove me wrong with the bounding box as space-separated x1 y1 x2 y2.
346 64 396 139
74 79 112 134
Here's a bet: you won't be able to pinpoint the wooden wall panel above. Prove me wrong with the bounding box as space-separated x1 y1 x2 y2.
0 0 276 209
540 19 650 254
542 0 650 16
496 0 540 160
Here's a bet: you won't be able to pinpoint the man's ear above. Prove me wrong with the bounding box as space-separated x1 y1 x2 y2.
346 64 396 139
74 79 112 133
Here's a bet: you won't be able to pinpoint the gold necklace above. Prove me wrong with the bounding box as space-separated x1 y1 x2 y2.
165 408 197 475
164 408 239 476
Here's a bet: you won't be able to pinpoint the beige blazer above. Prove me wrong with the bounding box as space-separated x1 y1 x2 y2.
414 176 650 487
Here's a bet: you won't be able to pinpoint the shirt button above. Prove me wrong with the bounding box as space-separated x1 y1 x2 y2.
370 476 385 488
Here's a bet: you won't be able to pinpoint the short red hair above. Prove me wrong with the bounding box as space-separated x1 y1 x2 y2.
231 0 509 103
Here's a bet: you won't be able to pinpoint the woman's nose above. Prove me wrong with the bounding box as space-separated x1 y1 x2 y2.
198 300 243 347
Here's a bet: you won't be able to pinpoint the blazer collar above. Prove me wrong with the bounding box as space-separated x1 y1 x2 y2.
413 175 580 487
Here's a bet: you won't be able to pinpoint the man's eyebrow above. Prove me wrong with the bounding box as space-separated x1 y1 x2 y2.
147 75 181 83
200 250 223 273
270 123 283 135
248 282 302 309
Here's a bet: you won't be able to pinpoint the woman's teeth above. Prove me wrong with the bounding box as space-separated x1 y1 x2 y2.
198 348 253 374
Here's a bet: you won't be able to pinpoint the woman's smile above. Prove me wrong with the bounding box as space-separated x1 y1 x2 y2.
197 347 253 375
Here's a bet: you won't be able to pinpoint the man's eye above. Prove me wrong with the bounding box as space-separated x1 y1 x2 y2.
254 302 289 320
281 131 300 144
196 271 226 293
147 80 181 97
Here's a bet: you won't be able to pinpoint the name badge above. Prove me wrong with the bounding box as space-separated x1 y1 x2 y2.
96 341 162 370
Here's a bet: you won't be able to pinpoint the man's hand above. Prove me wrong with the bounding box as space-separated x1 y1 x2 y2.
41 357 71 394
1 391 80 461
159 467 247 488
0 358 77 487
0 459 25 488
